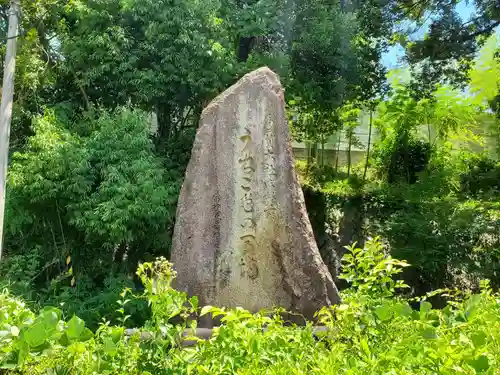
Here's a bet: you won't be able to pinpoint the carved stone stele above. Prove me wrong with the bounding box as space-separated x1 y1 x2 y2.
171 67 340 325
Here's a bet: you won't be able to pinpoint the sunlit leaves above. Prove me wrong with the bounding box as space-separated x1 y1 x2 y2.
61 0 237 133
3 252 500 373
6 108 177 277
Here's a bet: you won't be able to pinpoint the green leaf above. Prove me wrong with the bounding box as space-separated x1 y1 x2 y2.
360 338 371 357
421 327 437 340
394 303 413 318
40 308 60 334
471 331 487 348
68 342 86 355
465 295 482 320
110 327 124 343
66 316 85 339
79 328 93 342
0 362 18 369
17 341 29 366
189 296 198 311
59 332 70 347
103 337 118 357
374 305 392 321
24 322 48 347
200 306 225 318
420 301 432 315
469 355 489 373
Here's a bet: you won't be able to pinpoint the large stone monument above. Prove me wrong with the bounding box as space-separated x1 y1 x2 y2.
171 67 340 323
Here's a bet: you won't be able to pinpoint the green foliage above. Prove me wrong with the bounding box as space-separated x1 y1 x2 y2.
3 244 500 374
303 167 500 295
460 153 500 197
136 257 197 328
59 0 238 137
374 136 432 183
340 238 410 298
1 2 500 373
372 81 480 184
372 87 429 183
39 274 150 331
378 198 500 292
4 108 180 311
397 0 500 89
290 2 358 112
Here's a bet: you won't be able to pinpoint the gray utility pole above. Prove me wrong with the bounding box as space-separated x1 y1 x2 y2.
0 0 20 261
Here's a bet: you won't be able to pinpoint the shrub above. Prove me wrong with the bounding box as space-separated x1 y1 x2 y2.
304 183 500 295
4 107 180 294
373 135 432 184
2 240 500 374
460 153 500 197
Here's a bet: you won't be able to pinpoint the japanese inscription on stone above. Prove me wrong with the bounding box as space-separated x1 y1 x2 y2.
238 127 258 279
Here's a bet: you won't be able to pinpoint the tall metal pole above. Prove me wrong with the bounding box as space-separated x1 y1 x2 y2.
0 0 20 261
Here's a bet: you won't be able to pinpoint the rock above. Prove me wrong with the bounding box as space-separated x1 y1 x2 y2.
170 67 340 325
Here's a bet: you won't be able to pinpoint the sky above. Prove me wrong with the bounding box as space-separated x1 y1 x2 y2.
381 0 498 68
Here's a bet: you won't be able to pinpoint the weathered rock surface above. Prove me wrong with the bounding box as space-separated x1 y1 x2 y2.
170 67 340 324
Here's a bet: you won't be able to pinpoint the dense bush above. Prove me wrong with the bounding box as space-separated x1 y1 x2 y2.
2 107 184 326
2 239 500 374
460 154 500 197
6 107 180 274
302 168 500 296
373 135 432 184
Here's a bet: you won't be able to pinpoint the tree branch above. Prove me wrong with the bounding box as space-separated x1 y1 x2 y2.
464 20 500 40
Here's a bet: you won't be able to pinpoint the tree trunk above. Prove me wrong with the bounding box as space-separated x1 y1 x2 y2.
363 110 373 181
306 141 312 168
347 130 352 177
427 120 431 144
0 0 19 261
321 139 325 167
157 105 172 141
335 133 340 172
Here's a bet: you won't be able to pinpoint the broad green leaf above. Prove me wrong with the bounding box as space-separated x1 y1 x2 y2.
40 308 60 334
39 307 61 322
103 338 118 357
24 322 48 347
394 303 413 317
68 342 86 355
0 362 18 369
79 328 93 342
59 332 70 347
471 331 487 348
420 301 432 315
66 316 85 339
374 305 392 321
17 341 29 366
465 295 482 320
469 355 489 373
200 306 225 318
110 327 124 343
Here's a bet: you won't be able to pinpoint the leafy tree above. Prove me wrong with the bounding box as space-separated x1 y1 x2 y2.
469 34 500 155
5 108 177 284
373 87 429 183
339 103 362 177
394 0 500 89
58 0 238 140
0 0 67 150
218 0 286 62
289 1 358 114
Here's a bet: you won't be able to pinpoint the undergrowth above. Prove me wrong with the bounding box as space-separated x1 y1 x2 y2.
1 238 500 374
